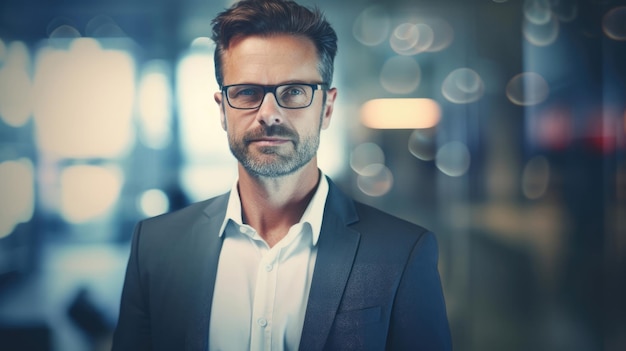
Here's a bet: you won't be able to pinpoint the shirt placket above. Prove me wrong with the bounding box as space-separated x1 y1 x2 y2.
250 246 280 351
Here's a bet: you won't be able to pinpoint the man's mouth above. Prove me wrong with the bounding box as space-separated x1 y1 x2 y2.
248 137 292 146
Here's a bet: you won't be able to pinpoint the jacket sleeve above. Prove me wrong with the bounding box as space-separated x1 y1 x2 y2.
111 222 153 351
386 231 452 350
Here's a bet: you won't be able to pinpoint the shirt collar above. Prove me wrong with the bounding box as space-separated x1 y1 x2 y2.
218 171 329 246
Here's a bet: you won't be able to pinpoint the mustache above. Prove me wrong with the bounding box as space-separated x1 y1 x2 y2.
243 125 298 142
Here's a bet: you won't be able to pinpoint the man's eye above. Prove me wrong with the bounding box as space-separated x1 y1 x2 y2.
286 87 306 95
236 88 259 97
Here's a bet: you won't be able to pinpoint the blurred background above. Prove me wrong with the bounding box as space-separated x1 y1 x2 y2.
0 0 625 350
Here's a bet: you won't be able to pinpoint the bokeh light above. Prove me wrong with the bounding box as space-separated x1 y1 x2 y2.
318 98 348 178
360 98 441 129
522 155 550 199
390 23 433 56
408 128 437 161
190 36 214 50
137 60 172 149
180 165 237 202
523 13 560 46
60 164 123 223
441 68 484 104
436 141 471 177
85 15 127 37
48 24 81 39
602 6 626 41
138 189 169 217
523 0 552 25
46 17 79 37
350 142 385 175
176 41 238 201
0 41 33 127
423 18 454 53
529 105 572 150
380 56 421 94
0 158 35 238
585 108 622 154
353 5 391 46
506 72 549 106
357 163 394 197
176 45 227 162
32 38 135 158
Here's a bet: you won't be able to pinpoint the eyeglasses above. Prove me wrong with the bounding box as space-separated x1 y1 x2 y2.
222 83 328 110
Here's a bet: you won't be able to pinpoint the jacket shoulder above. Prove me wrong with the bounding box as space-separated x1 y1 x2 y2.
141 193 227 228
132 193 228 248
352 201 430 239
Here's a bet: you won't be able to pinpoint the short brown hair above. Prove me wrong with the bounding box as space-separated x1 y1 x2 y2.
211 0 338 87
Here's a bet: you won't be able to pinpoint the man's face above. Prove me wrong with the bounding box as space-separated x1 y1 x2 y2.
214 34 336 178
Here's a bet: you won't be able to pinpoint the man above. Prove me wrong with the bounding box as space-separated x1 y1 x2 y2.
112 0 452 350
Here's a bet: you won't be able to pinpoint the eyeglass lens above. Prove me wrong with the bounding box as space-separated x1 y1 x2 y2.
226 84 315 109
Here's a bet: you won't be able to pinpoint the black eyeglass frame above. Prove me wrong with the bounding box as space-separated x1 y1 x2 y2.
221 82 329 110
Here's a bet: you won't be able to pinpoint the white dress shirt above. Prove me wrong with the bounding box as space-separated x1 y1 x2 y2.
209 174 329 351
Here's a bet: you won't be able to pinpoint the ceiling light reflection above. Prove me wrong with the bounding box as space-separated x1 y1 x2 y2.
360 98 441 129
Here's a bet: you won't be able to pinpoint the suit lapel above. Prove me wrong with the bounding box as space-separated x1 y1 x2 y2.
299 180 360 351
184 193 228 351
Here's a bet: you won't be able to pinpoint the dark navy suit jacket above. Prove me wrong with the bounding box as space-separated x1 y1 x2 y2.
112 178 452 350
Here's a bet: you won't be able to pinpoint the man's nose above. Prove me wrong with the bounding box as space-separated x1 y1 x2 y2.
256 92 283 126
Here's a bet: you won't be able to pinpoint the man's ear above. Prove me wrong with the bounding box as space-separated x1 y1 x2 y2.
214 92 227 131
321 87 337 130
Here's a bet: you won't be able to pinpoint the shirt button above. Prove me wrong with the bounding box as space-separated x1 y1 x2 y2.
265 264 273 272
239 226 247 234
257 318 267 327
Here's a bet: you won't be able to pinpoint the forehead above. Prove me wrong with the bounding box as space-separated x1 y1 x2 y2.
221 34 321 84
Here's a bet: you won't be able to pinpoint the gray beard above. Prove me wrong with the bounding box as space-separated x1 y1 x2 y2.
228 127 320 178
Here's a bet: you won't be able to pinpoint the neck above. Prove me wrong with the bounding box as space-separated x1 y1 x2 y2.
237 162 321 247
